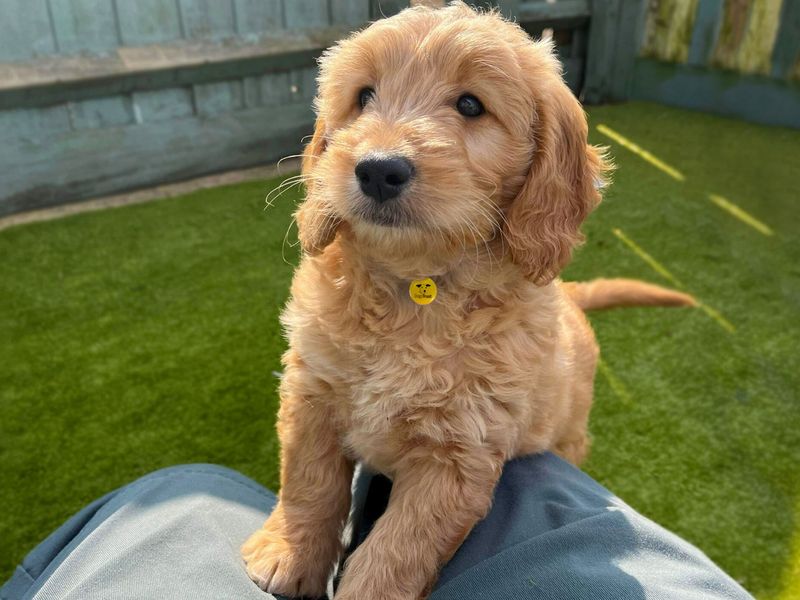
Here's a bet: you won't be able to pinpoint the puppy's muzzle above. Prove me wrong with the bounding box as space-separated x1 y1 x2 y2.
355 155 415 203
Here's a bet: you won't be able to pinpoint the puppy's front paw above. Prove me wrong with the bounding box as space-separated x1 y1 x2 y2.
241 524 330 598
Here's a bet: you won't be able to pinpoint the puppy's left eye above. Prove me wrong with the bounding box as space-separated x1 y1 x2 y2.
456 94 484 117
358 87 375 110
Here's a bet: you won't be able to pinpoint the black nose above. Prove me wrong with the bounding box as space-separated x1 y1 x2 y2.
355 155 414 202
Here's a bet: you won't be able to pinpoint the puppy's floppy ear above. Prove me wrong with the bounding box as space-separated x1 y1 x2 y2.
504 80 607 284
295 115 341 256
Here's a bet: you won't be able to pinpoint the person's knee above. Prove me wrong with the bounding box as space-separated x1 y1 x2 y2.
118 463 275 508
131 463 245 484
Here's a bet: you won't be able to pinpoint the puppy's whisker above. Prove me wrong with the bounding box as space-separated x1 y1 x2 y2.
277 154 310 171
264 175 306 203
476 199 506 237
264 175 311 209
476 192 510 231
474 176 500 200
265 179 303 206
321 211 338 241
281 217 298 266
265 181 305 211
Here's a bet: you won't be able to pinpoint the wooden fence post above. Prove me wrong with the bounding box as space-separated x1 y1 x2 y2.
584 0 647 103
584 0 620 103
687 0 725 67
771 0 800 79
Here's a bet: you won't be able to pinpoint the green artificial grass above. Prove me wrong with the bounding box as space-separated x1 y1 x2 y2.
1 101 798 599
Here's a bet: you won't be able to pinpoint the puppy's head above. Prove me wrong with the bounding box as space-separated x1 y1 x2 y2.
296 1 607 283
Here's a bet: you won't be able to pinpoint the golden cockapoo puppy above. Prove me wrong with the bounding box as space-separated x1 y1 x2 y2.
242 3 693 599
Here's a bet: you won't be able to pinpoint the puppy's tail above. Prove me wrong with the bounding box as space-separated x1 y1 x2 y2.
563 278 697 311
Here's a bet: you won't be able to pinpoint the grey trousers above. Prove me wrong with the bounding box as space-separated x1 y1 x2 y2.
1 453 752 600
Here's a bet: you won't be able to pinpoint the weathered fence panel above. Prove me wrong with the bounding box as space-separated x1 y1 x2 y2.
233 0 284 35
0 0 55 61
333 0 371 24
178 0 237 40
687 0 724 67
285 1 330 29
0 0 382 217
49 0 120 55
629 0 800 128
519 0 800 127
115 0 184 46
582 0 649 103
0 0 383 61
1 103 314 216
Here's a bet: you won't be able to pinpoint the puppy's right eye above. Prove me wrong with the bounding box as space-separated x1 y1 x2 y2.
457 94 484 117
358 88 375 110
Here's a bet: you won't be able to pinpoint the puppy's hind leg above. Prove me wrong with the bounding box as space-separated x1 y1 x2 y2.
242 352 353 598
553 322 597 467
552 367 595 466
553 428 591 466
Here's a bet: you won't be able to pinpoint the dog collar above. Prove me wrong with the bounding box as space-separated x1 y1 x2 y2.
409 278 437 305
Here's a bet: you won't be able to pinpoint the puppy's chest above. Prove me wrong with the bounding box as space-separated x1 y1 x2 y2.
324 311 539 473
334 327 464 416
333 334 467 469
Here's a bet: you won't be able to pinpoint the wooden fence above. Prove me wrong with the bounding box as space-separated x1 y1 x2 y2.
500 0 799 126
0 0 797 217
630 0 800 129
0 0 377 216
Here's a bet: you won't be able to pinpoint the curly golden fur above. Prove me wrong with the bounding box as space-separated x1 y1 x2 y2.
241 3 692 599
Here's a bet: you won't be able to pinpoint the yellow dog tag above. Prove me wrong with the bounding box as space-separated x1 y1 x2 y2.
409 278 437 305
